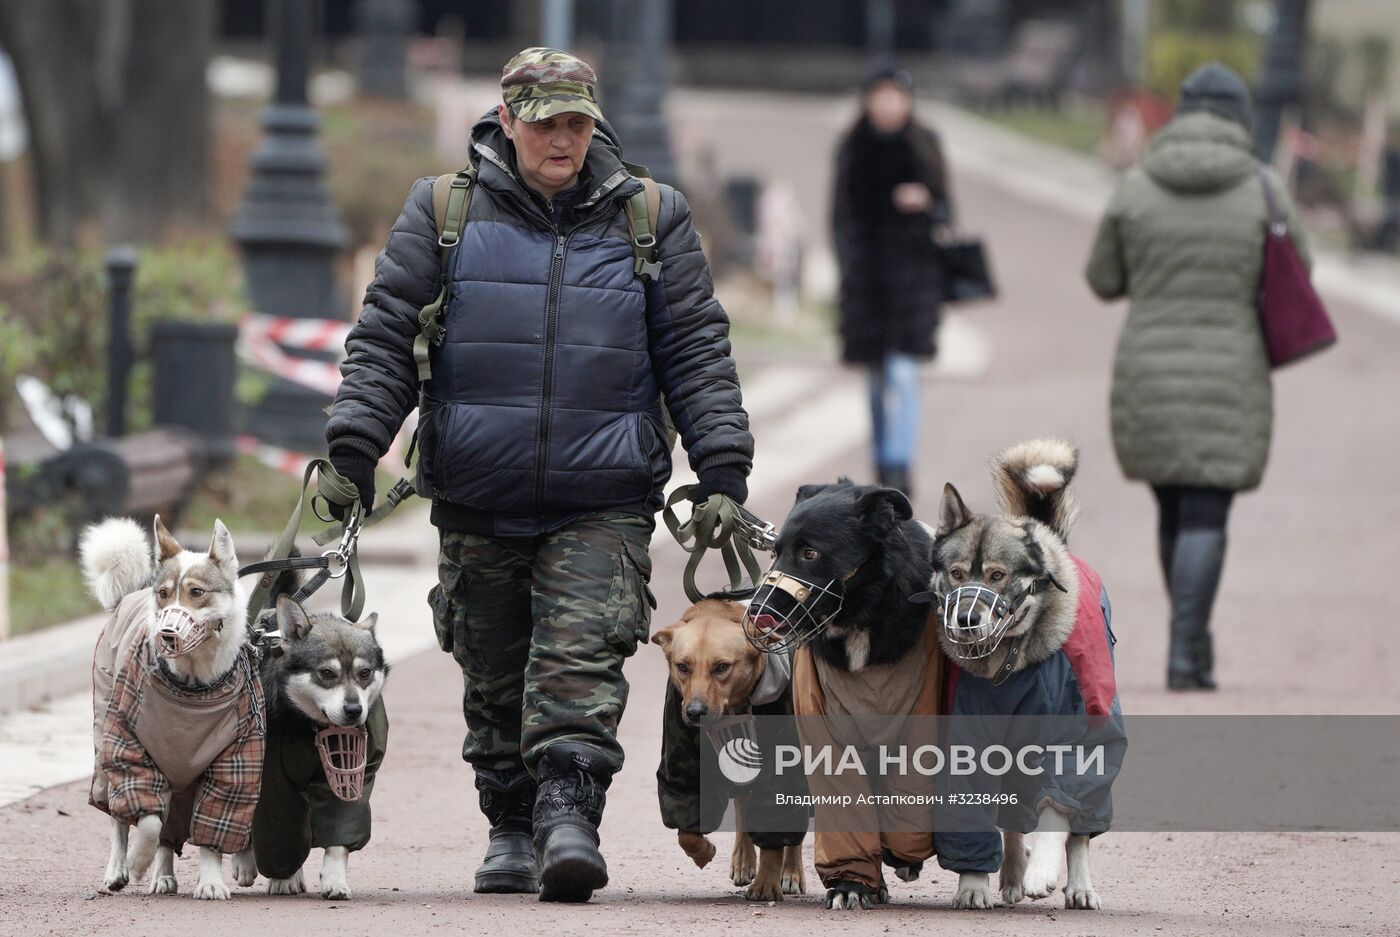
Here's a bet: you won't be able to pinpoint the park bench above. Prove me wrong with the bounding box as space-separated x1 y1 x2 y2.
4 391 204 550
955 20 1081 109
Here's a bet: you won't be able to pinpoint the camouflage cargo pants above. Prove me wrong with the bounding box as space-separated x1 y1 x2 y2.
428 511 656 774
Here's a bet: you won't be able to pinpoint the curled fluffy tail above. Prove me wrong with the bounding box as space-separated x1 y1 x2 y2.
79 518 152 611
990 439 1080 542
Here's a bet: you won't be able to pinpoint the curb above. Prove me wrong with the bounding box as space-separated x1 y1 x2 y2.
0 506 437 718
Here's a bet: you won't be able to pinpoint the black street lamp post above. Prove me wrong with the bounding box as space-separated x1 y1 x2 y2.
356 0 413 99
230 0 348 452
605 0 676 184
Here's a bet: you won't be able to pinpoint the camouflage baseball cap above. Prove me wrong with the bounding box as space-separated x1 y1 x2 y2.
501 47 603 123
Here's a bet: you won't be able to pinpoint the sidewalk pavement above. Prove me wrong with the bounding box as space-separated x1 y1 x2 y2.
3 83 1398 935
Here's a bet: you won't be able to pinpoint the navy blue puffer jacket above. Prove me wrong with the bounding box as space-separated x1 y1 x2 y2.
326 113 752 536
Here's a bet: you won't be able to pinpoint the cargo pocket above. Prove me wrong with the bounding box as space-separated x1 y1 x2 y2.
428 584 454 653
605 539 657 656
429 552 468 655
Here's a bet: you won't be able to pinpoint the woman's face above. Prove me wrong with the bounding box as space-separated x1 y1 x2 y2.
865 82 913 133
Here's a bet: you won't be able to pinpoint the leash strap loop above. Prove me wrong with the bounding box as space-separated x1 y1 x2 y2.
663 485 772 603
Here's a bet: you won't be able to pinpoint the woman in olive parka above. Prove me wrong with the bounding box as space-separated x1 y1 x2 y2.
1085 63 1311 691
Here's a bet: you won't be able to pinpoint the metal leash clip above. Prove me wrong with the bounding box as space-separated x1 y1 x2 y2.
322 511 363 580
734 507 779 554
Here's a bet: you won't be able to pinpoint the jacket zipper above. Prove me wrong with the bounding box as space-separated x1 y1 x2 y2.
535 232 568 519
532 191 639 522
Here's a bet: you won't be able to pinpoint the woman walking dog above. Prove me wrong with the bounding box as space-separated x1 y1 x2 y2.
1085 64 1312 691
832 64 953 497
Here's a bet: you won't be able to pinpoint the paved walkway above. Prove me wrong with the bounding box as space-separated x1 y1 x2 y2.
2 86 1397 936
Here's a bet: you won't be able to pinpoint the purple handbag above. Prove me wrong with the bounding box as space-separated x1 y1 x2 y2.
1256 167 1336 368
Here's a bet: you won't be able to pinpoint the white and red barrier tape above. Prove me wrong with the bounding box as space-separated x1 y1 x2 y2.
235 313 417 480
237 313 347 398
235 408 418 480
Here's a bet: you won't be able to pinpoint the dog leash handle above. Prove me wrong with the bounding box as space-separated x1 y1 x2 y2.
663 485 773 603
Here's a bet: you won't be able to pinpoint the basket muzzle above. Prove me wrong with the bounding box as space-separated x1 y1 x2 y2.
940 583 1019 660
154 606 215 659
742 567 844 653
315 725 369 801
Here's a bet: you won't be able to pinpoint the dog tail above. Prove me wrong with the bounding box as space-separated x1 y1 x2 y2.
79 518 152 611
990 438 1080 541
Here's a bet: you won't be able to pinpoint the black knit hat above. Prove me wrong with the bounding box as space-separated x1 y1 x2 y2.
1177 62 1253 129
862 60 913 94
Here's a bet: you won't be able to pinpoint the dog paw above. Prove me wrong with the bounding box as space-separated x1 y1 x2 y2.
952 872 995 910
193 879 230 900
730 854 756 887
824 880 872 910
103 868 129 892
150 874 178 895
1021 865 1060 899
677 831 715 869
320 879 352 901
894 862 921 883
745 876 783 902
232 849 258 887
781 867 805 896
1001 879 1025 905
1064 886 1101 910
266 870 306 896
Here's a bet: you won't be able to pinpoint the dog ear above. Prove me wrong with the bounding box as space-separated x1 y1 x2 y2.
152 514 182 562
207 519 237 568
651 626 674 655
275 594 313 641
794 483 830 504
936 484 973 538
858 487 913 533
354 612 379 632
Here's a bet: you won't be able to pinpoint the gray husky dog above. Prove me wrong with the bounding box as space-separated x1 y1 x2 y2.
929 439 1124 911
251 594 389 900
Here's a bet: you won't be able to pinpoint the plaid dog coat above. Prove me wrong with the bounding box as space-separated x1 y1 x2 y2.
90 589 266 854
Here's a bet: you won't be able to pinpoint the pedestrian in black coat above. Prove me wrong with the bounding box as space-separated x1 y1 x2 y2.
832 65 952 496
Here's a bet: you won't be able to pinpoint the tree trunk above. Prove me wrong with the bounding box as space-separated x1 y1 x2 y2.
105 0 214 241
0 0 213 246
0 0 123 245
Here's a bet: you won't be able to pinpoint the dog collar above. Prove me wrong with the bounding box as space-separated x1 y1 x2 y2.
990 636 1024 687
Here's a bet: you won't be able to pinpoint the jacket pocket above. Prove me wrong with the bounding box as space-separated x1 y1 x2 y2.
415 396 448 498
605 539 657 655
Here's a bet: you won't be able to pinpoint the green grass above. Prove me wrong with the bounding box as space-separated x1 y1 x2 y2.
5 455 416 637
7 556 94 637
978 106 1107 156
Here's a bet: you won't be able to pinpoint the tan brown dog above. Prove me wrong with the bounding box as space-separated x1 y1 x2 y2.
653 599 806 901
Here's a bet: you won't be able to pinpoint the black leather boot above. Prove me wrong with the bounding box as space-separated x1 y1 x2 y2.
533 744 614 903
474 767 539 893
1166 529 1225 691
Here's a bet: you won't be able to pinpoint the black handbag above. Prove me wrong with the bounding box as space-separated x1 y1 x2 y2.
939 236 997 303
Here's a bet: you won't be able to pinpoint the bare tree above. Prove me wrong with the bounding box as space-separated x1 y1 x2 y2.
0 0 214 246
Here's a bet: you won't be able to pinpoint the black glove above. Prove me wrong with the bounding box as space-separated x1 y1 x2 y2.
691 464 748 506
327 445 377 521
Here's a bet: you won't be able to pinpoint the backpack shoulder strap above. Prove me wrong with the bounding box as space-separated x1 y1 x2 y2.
621 161 663 283
414 166 475 384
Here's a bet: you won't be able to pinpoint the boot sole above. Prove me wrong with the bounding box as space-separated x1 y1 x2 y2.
539 845 608 903
474 870 540 894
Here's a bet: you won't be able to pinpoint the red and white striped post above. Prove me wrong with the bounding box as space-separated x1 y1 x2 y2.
0 436 10 641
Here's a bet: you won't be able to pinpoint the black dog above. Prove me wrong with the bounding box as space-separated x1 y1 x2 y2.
749 479 931 672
